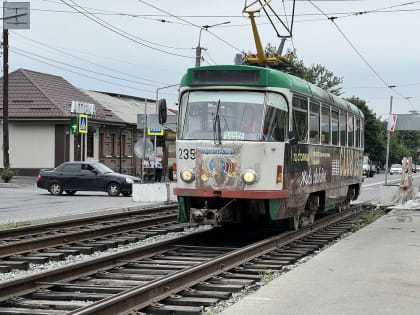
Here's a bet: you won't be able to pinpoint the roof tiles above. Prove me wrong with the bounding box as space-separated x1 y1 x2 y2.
0 68 124 124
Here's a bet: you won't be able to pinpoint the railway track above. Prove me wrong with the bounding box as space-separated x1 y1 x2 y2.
0 203 384 314
0 204 179 273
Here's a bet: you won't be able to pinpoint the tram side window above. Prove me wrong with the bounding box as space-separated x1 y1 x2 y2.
331 110 339 146
321 105 330 144
309 102 320 144
340 111 347 146
347 114 354 147
264 92 288 141
263 106 288 141
292 97 308 143
355 117 361 148
360 118 364 149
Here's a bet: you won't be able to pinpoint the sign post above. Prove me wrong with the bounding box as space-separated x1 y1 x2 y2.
2 2 30 170
385 96 393 185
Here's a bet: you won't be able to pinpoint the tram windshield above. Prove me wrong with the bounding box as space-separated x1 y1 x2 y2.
179 90 288 141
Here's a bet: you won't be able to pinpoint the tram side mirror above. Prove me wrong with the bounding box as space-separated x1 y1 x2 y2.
288 130 299 145
158 99 167 124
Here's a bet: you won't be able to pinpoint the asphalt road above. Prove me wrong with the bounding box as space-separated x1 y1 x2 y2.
359 172 420 204
0 177 157 226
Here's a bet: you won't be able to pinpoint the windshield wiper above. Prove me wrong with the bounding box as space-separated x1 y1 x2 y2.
213 100 222 144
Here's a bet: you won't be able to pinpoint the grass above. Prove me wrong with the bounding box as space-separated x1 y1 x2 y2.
0 219 18 230
352 207 385 232
260 269 279 285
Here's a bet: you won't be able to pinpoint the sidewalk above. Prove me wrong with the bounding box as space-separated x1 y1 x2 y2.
220 206 420 315
0 176 37 188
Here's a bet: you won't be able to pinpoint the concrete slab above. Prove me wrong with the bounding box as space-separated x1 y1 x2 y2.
221 208 420 315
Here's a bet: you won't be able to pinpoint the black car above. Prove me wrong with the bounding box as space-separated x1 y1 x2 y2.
37 162 142 196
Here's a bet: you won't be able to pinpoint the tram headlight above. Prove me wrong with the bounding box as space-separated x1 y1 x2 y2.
276 165 283 183
242 169 257 184
181 169 195 183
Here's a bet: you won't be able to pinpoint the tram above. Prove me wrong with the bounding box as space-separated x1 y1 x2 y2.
163 64 364 229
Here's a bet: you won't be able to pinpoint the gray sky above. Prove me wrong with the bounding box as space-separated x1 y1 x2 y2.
5 0 420 117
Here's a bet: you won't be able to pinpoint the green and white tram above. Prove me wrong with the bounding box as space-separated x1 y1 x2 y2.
171 64 364 229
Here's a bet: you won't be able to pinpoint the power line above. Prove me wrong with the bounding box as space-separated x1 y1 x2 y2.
11 46 172 89
59 0 194 58
308 0 415 110
11 31 171 86
136 0 243 53
10 48 156 93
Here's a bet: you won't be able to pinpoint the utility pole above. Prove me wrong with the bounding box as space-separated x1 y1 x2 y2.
385 95 393 185
2 29 9 168
195 21 230 67
1 2 30 170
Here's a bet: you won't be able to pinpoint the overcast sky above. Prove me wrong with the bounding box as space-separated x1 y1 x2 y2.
4 0 420 117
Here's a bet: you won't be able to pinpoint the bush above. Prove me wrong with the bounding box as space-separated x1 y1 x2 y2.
1 166 14 183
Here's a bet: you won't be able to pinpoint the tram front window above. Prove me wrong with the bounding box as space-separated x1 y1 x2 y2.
180 90 265 140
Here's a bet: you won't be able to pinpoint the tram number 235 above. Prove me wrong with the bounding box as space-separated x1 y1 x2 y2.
178 148 195 160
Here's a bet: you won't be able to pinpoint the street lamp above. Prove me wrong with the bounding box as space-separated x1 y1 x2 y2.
195 21 230 67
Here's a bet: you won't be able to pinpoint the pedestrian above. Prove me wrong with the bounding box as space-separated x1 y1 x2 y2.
155 153 163 182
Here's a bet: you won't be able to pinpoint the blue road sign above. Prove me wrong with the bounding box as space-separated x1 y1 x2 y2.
79 114 88 134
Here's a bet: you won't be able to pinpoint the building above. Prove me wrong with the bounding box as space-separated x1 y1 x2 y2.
0 68 175 179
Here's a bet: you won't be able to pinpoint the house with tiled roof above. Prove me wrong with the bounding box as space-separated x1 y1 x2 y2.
0 68 164 177
83 89 177 179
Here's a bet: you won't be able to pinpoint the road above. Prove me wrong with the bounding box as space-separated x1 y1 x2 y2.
358 172 420 204
0 178 156 226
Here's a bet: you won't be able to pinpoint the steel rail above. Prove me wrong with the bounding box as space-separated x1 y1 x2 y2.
0 230 206 302
0 207 177 257
0 214 177 257
0 204 177 238
70 205 364 315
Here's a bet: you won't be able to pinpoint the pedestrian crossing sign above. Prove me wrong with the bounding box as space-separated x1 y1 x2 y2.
79 114 88 134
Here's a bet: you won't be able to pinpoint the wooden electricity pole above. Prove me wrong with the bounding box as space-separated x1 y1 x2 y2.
2 28 9 169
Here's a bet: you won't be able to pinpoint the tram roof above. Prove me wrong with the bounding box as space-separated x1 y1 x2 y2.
180 65 363 117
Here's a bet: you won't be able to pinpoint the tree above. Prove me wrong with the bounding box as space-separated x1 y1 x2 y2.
281 48 343 95
243 45 344 95
346 97 386 164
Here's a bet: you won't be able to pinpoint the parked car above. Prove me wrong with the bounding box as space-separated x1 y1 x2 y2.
37 162 142 196
389 164 402 175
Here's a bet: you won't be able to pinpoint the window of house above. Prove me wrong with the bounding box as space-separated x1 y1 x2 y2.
100 132 105 157
87 132 94 158
121 134 127 156
111 134 116 156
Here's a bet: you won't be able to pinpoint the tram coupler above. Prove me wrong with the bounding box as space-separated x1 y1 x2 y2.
190 207 221 226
